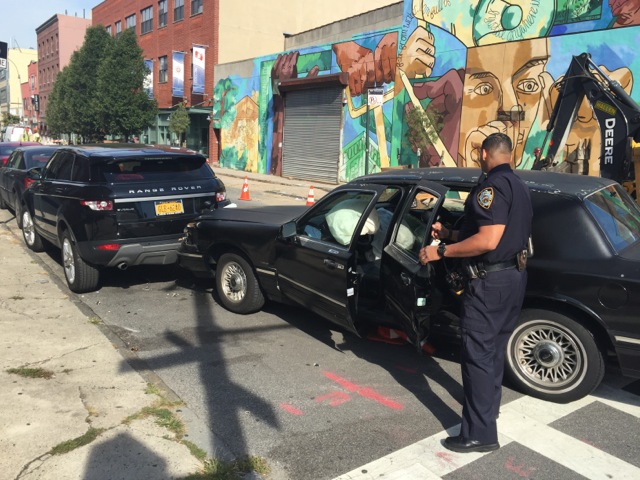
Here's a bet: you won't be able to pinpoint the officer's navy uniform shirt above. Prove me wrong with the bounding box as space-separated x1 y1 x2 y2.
459 164 532 264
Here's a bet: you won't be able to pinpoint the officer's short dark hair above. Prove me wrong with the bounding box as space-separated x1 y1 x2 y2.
481 132 512 154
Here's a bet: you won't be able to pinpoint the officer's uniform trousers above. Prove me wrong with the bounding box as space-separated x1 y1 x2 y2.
459 266 527 443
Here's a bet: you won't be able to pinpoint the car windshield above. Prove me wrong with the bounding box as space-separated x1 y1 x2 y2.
98 155 212 182
24 149 57 169
0 145 16 156
584 184 640 253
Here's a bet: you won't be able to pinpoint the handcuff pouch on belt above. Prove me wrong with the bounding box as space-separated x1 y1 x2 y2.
516 249 528 271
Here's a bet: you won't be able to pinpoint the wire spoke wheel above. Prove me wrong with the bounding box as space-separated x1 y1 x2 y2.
220 261 247 303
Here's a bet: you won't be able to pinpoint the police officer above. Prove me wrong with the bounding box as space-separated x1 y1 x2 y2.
419 132 532 453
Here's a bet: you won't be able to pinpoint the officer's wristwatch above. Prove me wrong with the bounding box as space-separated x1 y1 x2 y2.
437 243 446 258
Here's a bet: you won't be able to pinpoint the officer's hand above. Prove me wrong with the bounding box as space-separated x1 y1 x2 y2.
419 245 441 265
431 221 449 241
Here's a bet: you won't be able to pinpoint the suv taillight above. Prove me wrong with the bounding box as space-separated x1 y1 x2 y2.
24 177 35 189
80 200 113 211
216 192 226 202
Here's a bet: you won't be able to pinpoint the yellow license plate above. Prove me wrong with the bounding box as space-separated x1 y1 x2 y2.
155 200 184 216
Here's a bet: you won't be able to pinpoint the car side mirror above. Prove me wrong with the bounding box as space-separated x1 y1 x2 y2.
281 221 297 239
27 168 42 181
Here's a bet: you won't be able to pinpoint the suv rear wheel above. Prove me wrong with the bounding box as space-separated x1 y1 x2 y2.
505 309 605 403
215 253 264 314
22 209 44 252
61 230 100 293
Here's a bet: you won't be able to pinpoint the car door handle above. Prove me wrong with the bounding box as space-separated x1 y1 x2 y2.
324 259 338 269
400 272 412 286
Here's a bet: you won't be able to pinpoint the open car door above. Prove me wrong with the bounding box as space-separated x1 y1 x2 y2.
380 180 449 348
275 184 389 335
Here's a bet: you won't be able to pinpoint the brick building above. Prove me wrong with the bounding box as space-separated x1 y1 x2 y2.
35 14 92 134
93 0 218 157
20 61 39 131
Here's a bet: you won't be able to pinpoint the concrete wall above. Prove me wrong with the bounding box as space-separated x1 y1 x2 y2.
218 0 400 63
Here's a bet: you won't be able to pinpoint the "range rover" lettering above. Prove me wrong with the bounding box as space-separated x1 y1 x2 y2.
171 186 202 191
128 188 166 194
604 118 615 165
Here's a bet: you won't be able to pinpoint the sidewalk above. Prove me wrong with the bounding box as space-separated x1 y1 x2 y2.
0 210 262 479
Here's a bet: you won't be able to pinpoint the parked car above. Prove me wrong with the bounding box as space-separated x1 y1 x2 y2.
177 167 640 403
0 145 58 227
0 142 41 166
21 145 230 293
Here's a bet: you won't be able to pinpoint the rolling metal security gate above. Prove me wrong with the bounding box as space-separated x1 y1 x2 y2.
282 87 343 184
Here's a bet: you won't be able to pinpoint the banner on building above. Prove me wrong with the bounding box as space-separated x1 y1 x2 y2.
144 59 154 99
0 40 7 69
192 45 205 94
172 51 184 97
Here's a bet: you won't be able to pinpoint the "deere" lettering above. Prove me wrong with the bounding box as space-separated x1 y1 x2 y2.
604 118 615 165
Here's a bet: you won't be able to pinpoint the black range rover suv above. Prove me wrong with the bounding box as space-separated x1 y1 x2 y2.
21 145 230 293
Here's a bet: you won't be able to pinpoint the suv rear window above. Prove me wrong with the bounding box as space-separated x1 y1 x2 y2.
98 155 213 183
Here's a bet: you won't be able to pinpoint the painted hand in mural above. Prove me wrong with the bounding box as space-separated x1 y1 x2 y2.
408 69 464 166
610 0 640 27
272 51 299 82
396 27 435 80
333 33 397 96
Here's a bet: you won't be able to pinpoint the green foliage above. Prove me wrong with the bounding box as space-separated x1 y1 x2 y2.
96 29 157 141
169 103 190 146
47 26 156 141
49 427 105 455
1 112 20 125
6 367 55 379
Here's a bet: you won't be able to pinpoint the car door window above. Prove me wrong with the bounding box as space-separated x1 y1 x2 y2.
72 156 90 182
392 188 438 258
46 153 74 181
7 152 21 169
297 191 376 247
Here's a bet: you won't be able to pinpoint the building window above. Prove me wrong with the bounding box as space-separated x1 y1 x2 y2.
141 7 153 34
159 56 168 83
158 0 168 27
174 0 184 22
115 21 122 37
30 75 36 90
106 25 112 35
191 0 202 15
126 14 136 31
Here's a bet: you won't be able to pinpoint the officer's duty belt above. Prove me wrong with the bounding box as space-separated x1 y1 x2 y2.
477 259 517 273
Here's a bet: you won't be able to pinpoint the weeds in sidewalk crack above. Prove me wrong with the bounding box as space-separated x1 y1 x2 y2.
6 367 55 379
49 427 106 455
181 456 271 480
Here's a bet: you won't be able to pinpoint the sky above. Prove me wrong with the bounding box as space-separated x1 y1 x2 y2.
0 0 96 50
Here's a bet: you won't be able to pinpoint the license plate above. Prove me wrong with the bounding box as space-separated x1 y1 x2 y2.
155 200 184 216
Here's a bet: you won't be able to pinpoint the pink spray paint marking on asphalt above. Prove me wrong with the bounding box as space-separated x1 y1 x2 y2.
323 371 404 410
505 457 535 477
315 391 350 406
280 403 304 416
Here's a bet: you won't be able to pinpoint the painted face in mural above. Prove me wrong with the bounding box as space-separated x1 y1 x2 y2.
460 38 552 167
610 0 640 27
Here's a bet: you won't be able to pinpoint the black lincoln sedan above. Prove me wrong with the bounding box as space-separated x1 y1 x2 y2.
178 168 640 403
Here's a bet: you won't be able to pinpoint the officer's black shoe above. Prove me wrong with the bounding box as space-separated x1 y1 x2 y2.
443 435 500 453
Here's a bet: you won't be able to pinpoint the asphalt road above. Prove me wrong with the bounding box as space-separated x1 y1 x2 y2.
5 179 640 480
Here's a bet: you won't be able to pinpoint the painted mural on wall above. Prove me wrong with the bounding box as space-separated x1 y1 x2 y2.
396 0 640 174
213 0 640 182
213 31 400 180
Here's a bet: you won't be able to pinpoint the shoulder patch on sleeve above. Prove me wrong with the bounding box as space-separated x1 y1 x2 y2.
477 187 494 209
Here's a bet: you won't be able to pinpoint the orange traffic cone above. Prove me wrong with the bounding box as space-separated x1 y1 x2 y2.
306 185 315 206
239 176 251 201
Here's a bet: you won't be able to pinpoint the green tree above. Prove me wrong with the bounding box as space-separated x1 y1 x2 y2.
95 28 157 141
404 105 444 167
1 112 20 126
66 26 112 142
46 67 72 136
169 103 190 146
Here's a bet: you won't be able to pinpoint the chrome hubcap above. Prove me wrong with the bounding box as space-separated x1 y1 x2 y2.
62 238 76 284
514 323 583 387
221 262 246 303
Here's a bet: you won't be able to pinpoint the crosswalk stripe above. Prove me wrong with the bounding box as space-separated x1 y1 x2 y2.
333 382 639 480
498 408 640 479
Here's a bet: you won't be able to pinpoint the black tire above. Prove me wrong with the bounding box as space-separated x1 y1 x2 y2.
215 253 264 314
15 197 23 229
60 230 100 293
506 309 605 403
22 209 45 252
